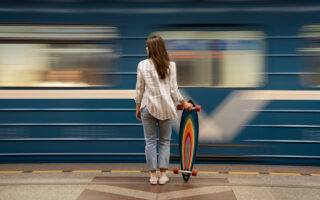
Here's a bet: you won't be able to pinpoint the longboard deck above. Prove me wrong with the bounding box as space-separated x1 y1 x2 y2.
178 100 199 182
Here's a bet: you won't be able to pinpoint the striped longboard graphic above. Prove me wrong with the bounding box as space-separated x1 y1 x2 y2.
179 100 199 182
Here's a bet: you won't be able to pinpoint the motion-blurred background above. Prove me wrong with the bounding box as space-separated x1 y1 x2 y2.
0 0 320 165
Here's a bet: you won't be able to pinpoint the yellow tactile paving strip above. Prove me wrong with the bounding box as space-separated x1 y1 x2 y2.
72 170 102 173
32 170 63 173
0 170 318 176
0 171 23 174
269 172 301 176
110 170 141 173
311 173 320 176
228 171 260 175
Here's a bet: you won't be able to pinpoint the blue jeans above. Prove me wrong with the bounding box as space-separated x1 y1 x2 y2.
141 107 172 171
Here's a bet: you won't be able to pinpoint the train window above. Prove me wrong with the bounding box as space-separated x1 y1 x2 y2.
0 25 119 87
151 31 265 87
300 25 320 87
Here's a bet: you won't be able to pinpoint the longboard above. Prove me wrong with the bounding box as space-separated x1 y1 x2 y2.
173 100 201 182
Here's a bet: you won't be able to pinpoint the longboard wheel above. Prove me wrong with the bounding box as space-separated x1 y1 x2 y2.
177 105 183 110
173 168 180 174
192 169 198 176
195 105 201 112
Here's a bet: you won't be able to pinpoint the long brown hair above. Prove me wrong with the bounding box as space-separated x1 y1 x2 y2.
146 36 170 79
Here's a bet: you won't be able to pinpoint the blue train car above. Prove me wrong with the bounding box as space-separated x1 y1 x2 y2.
1 0 320 165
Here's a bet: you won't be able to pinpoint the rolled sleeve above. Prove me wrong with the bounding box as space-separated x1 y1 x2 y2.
170 62 184 103
134 62 145 104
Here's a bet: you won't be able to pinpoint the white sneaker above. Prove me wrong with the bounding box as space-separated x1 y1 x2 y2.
149 173 158 185
159 173 169 185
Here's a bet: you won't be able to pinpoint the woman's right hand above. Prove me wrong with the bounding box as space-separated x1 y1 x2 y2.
136 104 141 121
136 109 141 121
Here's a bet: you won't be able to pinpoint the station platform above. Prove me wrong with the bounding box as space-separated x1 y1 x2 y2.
0 163 320 200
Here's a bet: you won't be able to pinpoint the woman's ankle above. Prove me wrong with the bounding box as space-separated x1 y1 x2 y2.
160 168 167 173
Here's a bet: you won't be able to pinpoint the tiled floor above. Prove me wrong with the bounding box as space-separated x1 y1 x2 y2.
0 163 320 200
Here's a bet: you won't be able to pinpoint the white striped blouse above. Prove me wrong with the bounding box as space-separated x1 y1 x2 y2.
135 59 184 120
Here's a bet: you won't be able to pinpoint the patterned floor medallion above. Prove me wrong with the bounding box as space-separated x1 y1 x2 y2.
76 176 237 200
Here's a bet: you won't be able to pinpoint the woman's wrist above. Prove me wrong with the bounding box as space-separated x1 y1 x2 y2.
181 99 187 106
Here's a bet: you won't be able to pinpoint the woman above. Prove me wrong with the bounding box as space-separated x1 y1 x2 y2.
135 35 192 185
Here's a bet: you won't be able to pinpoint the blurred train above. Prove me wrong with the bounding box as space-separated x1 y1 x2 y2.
1 0 320 165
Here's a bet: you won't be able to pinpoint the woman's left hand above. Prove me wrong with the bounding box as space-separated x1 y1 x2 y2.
136 108 141 121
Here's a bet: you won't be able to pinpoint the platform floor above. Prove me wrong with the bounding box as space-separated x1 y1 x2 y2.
0 163 320 200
